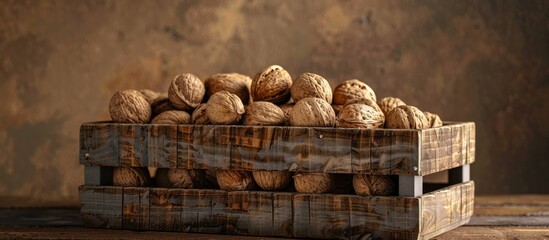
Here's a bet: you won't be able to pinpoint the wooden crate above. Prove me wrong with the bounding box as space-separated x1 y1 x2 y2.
79 121 475 239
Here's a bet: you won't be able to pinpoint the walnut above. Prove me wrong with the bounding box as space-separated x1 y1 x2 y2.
332 104 344 116
109 89 151 123
385 105 430 129
251 65 292 104
113 167 152 187
333 79 376 105
243 101 285 126
216 170 256 191
206 91 245 124
289 97 336 127
424 111 443 128
151 110 191 124
337 103 385 129
377 97 406 117
139 89 162 104
353 174 397 196
151 98 177 117
343 97 383 114
291 73 333 104
205 73 252 104
279 103 294 125
191 103 211 124
294 173 334 193
155 168 193 188
252 170 292 191
168 73 205 111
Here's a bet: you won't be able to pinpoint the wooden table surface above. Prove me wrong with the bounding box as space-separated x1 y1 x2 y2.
0 195 548 239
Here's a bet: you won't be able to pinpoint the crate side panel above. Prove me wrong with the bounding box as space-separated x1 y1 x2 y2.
420 181 474 239
79 185 123 229
148 188 182 231
272 192 293 237
177 125 194 169
80 123 119 166
148 125 178 168
119 125 148 167
248 191 274 236
308 194 350 239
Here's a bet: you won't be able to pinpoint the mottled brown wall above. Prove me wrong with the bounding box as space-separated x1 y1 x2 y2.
0 0 548 205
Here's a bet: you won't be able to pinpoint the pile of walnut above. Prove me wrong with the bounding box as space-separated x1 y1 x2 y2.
109 65 443 196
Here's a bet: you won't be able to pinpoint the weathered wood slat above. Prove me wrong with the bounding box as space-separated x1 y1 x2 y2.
148 188 182 231
80 122 119 166
420 181 474 239
80 122 475 175
80 182 473 239
148 124 178 168
79 185 122 229
119 125 148 167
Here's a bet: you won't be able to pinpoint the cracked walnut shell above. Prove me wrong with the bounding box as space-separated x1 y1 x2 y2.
385 105 430 129
378 97 406 117
333 79 376 105
353 174 397 196
337 103 385 129
205 73 252 104
251 65 292 104
151 110 191 124
109 89 151 123
291 72 333 104
243 101 285 126
206 91 245 124
168 73 205 111
289 97 336 127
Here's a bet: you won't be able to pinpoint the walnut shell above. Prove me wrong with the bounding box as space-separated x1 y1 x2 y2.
385 105 430 129
216 170 256 191
191 103 211 124
109 89 151 123
155 168 193 188
291 73 333 104
337 103 385 129
353 174 397 196
279 103 294 125
343 97 383 113
113 167 152 187
151 98 177 117
151 110 191 124
243 101 285 126
333 79 376 105
377 97 406 117
251 65 292 104
424 111 443 128
168 73 205 110
139 89 162 104
205 73 252 104
294 172 334 193
206 91 245 124
332 104 344 116
289 97 336 127
252 170 292 191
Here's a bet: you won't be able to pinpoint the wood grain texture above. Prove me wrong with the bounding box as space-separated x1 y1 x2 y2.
79 122 119 166
79 185 122 229
148 124 178 168
420 181 475 239
80 122 475 175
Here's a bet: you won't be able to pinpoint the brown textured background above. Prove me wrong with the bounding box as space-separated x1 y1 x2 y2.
0 0 548 206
